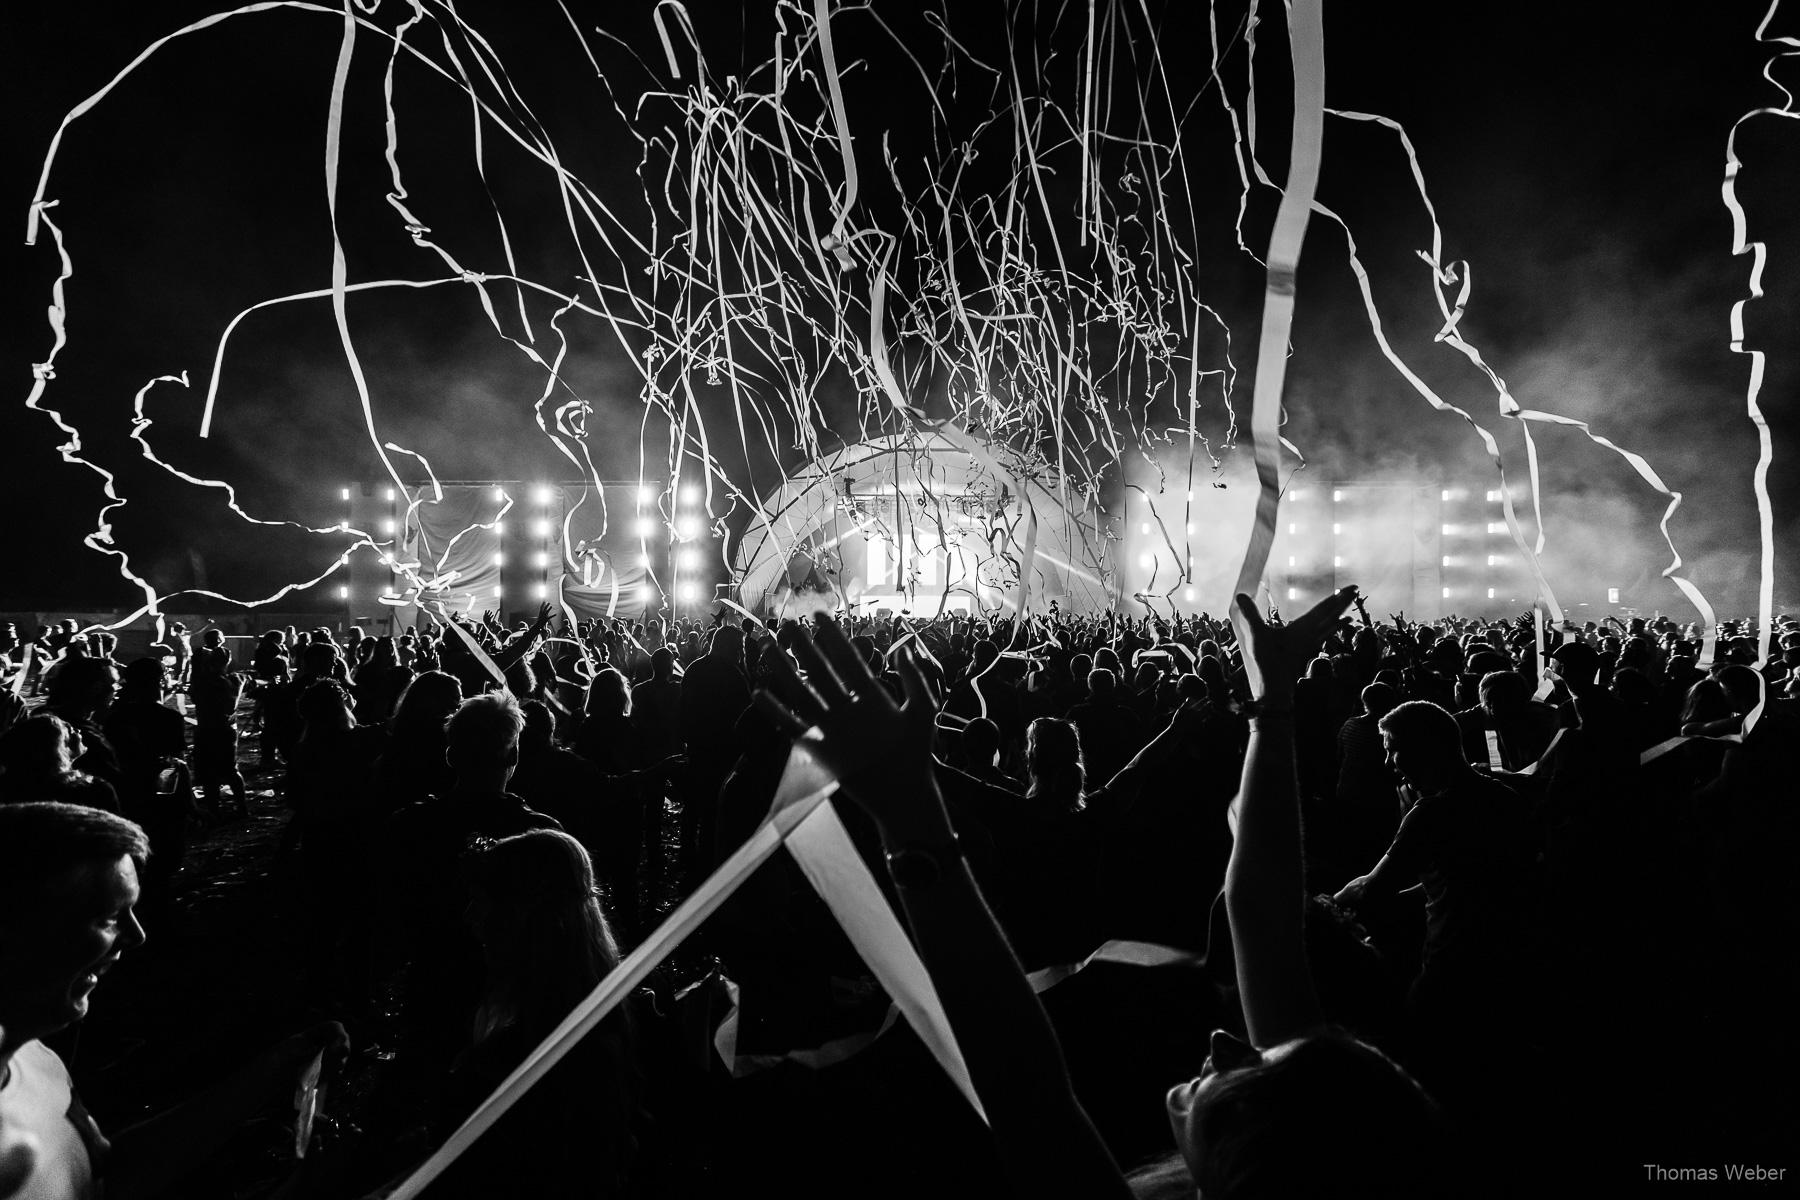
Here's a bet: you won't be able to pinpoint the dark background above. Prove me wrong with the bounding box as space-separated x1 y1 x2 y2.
4 1 1795 618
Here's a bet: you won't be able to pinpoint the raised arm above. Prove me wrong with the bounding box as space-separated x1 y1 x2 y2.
1225 586 1357 1049
758 617 1130 1200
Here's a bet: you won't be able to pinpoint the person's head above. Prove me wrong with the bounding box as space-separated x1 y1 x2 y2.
1165 1027 1441 1199
1358 681 1400 721
520 699 557 749
298 678 356 735
1549 640 1600 690
961 717 1000 770
0 803 150 1047
1024 717 1085 810
1377 700 1465 793
301 640 341 679
1069 653 1093 685
585 667 632 720
117 658 168 705
392 670 463 736
1716 663 1762 714
201 628 225 651
446 691 525 782
1094 646 1122 676
710 624 745 665
651 646 678 679
463 829 620 1042
1088 668 1118 701
46 656 119 719
1304 655 1334 682
1477 670 1531 719
0 715 84 784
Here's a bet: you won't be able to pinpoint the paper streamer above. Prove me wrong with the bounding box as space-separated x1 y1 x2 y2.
712 938 1197 1078
1230 0 1325 694
386 739 981 1197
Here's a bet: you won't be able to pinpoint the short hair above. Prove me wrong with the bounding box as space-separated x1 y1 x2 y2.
1359 682 1401 719
0 803 150 920
1477 670 1530 712
46 656 117 709
710 625 745 655
1087 667 1117 698
447 691 525 768
1377 700 1461 763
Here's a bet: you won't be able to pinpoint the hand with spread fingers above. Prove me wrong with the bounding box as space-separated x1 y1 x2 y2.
1232 585 1360 702
754 615 941 830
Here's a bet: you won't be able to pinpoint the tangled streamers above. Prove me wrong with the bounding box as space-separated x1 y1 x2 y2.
20 0 1778 642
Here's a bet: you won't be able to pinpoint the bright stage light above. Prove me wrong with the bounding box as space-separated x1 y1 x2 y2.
1441 555 1452 567
338 585 349 599
535 582 548 599
1332 523 1341 535
638 485 657 506
339 487 350 501
1288 523 1298 535
1487 554 1502 566
381 519 395 534
1334 556 1343 567
1441 524 1455 536
676 515 703 540
640 584 657 603
1288 555 1296 567
677 582 699 602
1185 523 1194 535
1442 587 1452 599
1183 588 1196 602
1290 490 1303 500
635 517 655 538
1486 489 1502 503
534 552 548 568
384 488 395 502
1488 588 1497 599
379 553 392 566
1287 587 1297 601
493 487 506 502
494 522 505 536
1138 552 1154 569
678 548 702 571
533 520 551 537
1140 522 1150 535
533 486 553 505
1487 521 1507 534
493 553 504 566
638 554 652 568
680 483 703 506
1332 490 1342 503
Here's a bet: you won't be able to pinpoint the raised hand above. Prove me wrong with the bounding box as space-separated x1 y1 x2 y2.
754 615 939 827
1232 585 1358 701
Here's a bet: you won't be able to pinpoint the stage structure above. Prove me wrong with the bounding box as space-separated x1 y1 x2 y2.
1115 481 1527 619
733 434 1116 617
338 480 719 626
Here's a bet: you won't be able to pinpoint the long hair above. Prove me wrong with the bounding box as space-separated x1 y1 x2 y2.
585 667 632 720
1025 717 1086 812
465 830 623 1045
0 715 87 788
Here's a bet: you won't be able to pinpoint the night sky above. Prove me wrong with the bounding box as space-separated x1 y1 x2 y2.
4 1 1795 620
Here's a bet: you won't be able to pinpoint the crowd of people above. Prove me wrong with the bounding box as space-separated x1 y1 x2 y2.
0 593 1794 1197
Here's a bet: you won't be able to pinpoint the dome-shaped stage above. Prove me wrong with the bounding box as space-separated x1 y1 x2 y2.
732 433 1116 617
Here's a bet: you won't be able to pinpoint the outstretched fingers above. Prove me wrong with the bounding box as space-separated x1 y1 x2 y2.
762 644 828 731
811 615 880 698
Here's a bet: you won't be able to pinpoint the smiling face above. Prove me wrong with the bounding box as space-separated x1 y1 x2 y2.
0 855 145 1043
